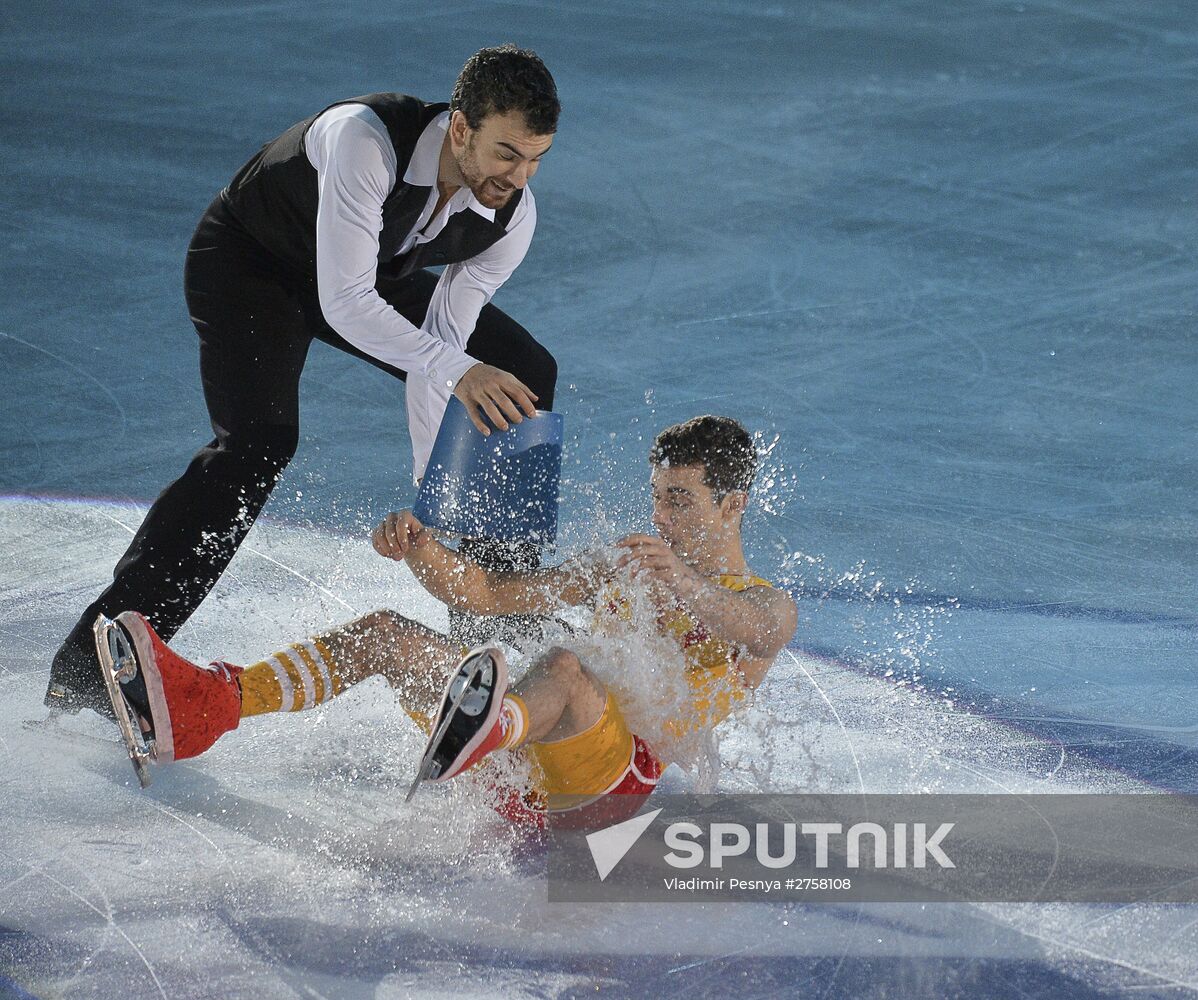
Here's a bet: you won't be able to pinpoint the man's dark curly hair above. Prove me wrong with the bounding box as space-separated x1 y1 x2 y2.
650 416 758 501
450 44 560 134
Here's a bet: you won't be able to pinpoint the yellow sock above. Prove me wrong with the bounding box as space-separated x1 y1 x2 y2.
239 638 344 718
404 707 434 734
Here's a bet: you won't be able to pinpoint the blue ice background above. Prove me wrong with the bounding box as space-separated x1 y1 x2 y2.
2 0 1195 792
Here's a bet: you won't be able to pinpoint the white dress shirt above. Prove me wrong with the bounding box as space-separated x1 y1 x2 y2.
304 104 536 477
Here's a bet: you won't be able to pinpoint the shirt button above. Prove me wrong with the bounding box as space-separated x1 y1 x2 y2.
445 379 454 388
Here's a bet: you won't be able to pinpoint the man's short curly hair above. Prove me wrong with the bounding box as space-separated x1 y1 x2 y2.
650 416 758 500
450 44 560 134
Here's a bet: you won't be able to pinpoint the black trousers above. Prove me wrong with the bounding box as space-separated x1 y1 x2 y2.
49 195 556 709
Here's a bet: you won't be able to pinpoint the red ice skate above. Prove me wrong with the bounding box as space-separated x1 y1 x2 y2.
92 611 242 787
407 646 510 800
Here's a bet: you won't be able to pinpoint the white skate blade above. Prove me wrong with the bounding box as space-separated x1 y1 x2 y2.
92 614 154 789
405 649 494 803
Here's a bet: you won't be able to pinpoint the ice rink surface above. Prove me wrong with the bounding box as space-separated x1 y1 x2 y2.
2 1 1196 997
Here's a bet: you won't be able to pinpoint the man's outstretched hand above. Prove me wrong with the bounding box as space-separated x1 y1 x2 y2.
454 363 538 435
372 510 430 562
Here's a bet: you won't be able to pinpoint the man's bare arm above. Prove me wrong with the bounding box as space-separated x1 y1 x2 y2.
680 583 798 673
372 511 603 616
616 533 798 664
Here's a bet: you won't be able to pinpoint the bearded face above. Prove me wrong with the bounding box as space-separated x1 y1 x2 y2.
450 109 554 209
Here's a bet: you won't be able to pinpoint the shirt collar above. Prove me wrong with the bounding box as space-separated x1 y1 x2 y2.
402 110 496 221
402 111 448 187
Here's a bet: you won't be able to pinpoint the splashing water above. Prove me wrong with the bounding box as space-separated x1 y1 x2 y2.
271 432 958 804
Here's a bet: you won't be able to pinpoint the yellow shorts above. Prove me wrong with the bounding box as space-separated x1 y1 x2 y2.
527 693 640 798
400 658 659 810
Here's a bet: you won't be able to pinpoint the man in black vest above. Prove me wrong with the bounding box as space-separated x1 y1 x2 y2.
46 45 560 717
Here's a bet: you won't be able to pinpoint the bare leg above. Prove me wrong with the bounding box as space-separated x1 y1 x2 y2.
315 610 462 724
313 623 607 748
513 646 608 743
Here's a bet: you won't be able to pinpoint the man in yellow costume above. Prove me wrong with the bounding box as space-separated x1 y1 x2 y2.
93 416 798 821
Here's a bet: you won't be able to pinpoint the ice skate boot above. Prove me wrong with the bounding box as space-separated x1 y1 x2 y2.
46 626 113 719
93 612 242 787
406 646 510 800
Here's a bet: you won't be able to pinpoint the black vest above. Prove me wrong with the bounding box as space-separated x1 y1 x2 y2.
220 93 523 280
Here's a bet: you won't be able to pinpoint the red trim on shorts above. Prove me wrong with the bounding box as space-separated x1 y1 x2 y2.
606 735 662 795
486 735 663 831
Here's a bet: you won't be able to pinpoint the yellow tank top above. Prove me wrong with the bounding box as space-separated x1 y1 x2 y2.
595 572 774 740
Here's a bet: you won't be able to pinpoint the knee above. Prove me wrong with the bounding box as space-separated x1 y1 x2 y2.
543 646 584 685
195 428 297 493
529 342 557 408
215 423 298 464
361 608 415 637
252 424 300 468
508 334 557 407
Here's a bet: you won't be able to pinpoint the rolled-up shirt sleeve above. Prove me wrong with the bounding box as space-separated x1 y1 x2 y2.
311 115 479 387
405 190 537 479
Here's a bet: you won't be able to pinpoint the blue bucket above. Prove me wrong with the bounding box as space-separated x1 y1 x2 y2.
414 396 563 544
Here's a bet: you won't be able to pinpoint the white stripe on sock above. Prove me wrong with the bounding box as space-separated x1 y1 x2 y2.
269 653 296 711
281 648 315 710
299 640 334 704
